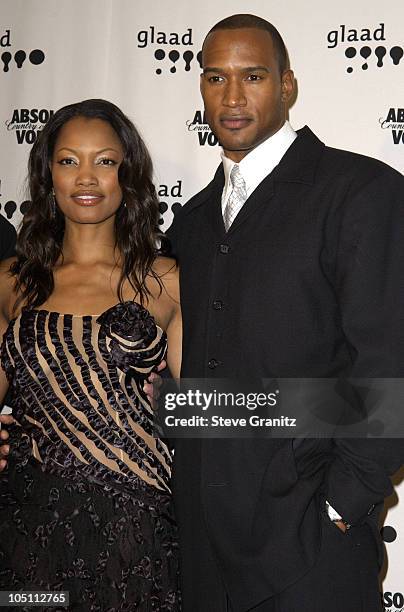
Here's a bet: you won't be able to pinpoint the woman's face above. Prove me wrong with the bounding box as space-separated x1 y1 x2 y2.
50 116 124 225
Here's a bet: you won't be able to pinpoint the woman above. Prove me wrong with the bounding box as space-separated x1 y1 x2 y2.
0 99 181 610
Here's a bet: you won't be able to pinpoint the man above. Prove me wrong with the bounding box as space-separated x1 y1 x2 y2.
166 14 404 612
1 14 404 612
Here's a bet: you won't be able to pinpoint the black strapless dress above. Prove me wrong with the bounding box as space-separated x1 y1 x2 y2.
0 302 180 611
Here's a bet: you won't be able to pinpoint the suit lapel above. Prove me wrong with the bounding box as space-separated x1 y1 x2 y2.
185 126 325 238
203 165 227 238
226 126 325 235
227 173 276 235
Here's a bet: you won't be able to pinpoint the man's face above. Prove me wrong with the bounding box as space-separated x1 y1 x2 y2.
200 28 294 162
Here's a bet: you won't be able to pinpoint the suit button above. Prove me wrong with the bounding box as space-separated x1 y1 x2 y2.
213 300 223 310
208 358 219 369
219 244 229 254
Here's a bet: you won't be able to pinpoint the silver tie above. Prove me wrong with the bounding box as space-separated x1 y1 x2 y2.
223 164 247 231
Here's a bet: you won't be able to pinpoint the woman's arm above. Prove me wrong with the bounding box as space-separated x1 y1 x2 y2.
148 257 182 381
0 257 15 403
166 301 182 380
143 259 182 408
0 257 16 469
164 267 182 380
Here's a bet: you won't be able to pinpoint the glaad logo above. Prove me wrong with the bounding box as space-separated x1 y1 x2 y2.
5 108 54 144
158 180 184 223
326 23 403 73
137 26 202 75
381 527 401 612
0 180 30 220
0 29 45 73
186 110 219 147
381 525 398 544
383 591 404 612
379 108 404 144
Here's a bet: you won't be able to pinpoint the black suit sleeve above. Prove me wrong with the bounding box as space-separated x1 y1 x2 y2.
164 211 181 259
325 164 404 524
0 215 16 261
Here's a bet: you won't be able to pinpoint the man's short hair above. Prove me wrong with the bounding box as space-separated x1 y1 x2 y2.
203 14 288 75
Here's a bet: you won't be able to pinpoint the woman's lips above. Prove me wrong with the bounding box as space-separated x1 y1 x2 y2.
71 194 104 206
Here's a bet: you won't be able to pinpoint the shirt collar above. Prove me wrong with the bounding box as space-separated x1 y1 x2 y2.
221 121 297 202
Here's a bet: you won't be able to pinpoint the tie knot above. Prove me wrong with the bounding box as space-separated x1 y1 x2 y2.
230 164 245 189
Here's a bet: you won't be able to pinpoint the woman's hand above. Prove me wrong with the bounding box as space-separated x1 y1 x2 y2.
144 360 166 409
0 414 13 471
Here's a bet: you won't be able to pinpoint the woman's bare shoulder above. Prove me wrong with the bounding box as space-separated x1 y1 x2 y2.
149 256 179 305
0 257 17 289
0 258 18 320
152 255 178 278
0 256 16 272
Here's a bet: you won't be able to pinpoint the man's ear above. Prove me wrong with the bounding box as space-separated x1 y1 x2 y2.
281 70 294 102
200 72 205 98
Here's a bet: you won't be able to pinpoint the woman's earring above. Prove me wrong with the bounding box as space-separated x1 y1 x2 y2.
50 189 56 218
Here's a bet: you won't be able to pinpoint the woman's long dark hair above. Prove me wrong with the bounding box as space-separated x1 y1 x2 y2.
11 98 162 310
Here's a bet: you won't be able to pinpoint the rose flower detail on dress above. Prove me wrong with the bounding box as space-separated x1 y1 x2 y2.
97 301 167 377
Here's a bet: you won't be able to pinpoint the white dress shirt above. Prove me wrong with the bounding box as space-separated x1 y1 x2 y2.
221 120 297 216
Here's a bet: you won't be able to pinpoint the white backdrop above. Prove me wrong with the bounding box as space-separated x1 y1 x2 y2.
1 0 403 607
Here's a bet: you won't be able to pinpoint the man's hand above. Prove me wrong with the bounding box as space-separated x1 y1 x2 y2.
325 500 348 533
144 360 166 410
334 520 347 533
0 414 13 471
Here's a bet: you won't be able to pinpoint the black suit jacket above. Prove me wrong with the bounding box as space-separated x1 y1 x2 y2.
167 127 404 610
0 215 16 261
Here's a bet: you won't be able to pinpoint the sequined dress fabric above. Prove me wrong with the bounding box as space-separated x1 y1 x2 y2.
0 302 180 611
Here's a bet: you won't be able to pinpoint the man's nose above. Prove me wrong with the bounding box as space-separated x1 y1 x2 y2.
223 79 247 107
